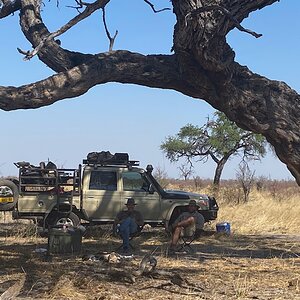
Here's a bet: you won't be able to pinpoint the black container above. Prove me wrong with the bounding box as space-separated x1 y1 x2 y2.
48 227 82 254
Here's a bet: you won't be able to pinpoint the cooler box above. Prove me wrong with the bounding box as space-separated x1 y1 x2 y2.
216 222 231 234
48 227 82 254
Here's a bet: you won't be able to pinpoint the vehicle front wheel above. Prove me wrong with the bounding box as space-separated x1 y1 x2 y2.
53 212 80 227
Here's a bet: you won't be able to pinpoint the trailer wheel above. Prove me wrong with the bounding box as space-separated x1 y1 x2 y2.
54 212 80 227
0 179 19 211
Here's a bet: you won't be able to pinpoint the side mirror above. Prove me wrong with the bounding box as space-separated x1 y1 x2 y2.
148 184 155 194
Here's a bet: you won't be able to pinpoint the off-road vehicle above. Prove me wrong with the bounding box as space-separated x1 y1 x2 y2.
0 151 218 229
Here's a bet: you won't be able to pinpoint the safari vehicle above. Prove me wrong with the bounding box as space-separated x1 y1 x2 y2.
0 152 218 230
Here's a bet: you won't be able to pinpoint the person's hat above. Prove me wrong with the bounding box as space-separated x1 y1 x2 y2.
188 199 197 206
125 198 136 206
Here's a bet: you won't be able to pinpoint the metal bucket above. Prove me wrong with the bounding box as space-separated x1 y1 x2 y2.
216 222 231 234
48 227 82 254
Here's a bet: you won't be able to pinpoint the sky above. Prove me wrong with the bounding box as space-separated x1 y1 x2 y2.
0 0 299 181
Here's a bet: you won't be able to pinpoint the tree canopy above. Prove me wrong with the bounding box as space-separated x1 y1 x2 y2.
1 0 300 184
161 111 266 185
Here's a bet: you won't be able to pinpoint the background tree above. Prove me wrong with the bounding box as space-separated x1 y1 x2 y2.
161 111 266 186
153 165 169 189
1 1 300 184
178 164 194 181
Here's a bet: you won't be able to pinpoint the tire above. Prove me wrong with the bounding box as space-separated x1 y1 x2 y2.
0 179 19 211
53 212 80 227
166 207 182 232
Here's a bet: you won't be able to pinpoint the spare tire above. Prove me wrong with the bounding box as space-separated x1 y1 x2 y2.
0 179 19 211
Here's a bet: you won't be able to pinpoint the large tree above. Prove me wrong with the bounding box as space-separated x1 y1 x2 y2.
161 111 266 186
1 0 300 184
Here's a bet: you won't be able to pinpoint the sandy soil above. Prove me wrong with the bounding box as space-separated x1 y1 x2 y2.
0 223 299 300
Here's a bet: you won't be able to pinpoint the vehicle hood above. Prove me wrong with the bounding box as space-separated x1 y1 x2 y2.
163 190 208 200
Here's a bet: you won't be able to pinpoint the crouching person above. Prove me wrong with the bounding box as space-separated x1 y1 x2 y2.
114 198 144 254
169 199 205 253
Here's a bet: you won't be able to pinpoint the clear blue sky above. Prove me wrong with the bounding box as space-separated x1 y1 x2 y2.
0 0 299 181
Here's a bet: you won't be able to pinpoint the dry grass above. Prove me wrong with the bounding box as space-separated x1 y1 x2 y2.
0 188 299 299
214 190 300 235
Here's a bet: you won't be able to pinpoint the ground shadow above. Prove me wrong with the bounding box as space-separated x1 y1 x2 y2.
0 222 299 299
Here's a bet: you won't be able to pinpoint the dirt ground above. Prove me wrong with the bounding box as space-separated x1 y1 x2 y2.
0 223 299 300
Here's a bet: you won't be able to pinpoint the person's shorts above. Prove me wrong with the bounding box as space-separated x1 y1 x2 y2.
181 223 196 237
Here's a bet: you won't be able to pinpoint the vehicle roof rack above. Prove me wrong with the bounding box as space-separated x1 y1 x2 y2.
82 159 140 167
83 151 140 167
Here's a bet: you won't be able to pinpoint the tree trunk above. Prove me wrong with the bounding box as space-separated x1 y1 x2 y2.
213 159 227 186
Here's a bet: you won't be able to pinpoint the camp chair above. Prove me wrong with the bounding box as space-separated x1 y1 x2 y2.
177 228 203 253
114 224 143 252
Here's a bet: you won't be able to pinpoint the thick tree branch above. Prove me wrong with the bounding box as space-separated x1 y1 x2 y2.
226 0 280 24
0 0 21 18
0 52 185 110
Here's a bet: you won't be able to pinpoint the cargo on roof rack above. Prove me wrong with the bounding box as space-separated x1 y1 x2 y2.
83 151 139 167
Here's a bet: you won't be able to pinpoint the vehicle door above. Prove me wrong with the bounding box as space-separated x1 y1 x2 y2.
121 170 162 222
82 169 121 221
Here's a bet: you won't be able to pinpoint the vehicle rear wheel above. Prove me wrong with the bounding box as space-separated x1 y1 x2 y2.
0 179 19 211
54 212 80 227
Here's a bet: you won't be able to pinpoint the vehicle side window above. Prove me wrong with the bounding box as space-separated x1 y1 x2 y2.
89 171 117 191
122 172 148 191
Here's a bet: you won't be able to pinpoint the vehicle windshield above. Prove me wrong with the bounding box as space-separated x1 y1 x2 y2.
143 172 166 195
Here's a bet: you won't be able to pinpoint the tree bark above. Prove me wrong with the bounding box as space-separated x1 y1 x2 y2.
1 0 300 184
213 160 226 187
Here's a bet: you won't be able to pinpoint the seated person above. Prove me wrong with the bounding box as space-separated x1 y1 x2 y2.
169 199 205 253
114 198 144 254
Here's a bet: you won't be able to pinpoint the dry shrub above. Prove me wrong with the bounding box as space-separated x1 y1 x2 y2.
216 185 243 205
232 274 252 298
84 224 112 239
0 211 14 223
50 276 87 300
11 222 38 238
0 212 38 239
